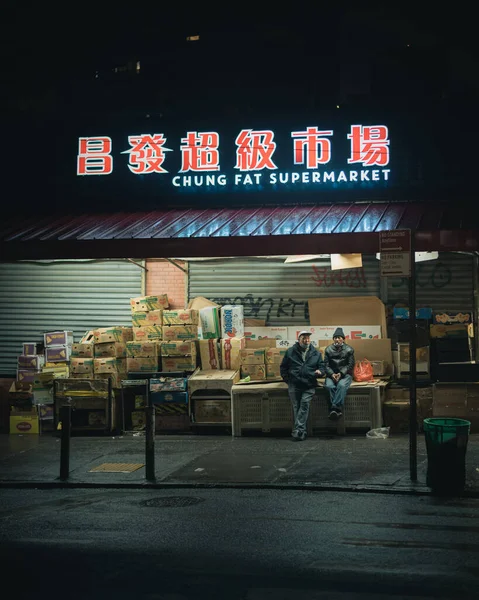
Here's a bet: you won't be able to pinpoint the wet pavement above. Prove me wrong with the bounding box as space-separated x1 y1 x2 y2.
1 431 479 494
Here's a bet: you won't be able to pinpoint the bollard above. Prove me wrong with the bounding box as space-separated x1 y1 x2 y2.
145 405 155 481
59 405 71 481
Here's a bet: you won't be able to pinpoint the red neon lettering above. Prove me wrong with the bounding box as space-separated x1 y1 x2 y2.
235 129 277 171
180 131 220 172
348 125 390 166
291 127 333 167
122 134 172 173
77 137 113 175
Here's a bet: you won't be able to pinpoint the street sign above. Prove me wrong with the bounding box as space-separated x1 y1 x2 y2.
379 230 411 277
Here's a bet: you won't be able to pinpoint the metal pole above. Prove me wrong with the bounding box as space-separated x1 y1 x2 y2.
59 405 71 481
145 381 155 481
409 233 417 481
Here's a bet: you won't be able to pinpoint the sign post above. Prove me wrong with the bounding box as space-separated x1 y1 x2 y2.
380 230 417 481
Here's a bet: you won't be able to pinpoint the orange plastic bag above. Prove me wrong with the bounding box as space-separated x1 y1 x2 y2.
353 359 374 382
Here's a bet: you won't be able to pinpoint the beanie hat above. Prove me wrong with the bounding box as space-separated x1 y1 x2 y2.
333 327 345 339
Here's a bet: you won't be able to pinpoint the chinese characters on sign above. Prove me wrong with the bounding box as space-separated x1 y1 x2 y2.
77 125 391 189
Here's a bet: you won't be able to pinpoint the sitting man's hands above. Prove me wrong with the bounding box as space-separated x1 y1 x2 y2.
332 373 341 383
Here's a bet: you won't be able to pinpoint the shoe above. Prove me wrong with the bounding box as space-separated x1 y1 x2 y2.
329 410 339 421
293 432 307 441
291 430 300 440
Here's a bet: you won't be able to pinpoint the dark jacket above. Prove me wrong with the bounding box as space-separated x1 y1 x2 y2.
324 343 355 379
280 342 325 389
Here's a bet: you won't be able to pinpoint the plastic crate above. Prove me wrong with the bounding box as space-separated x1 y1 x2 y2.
234 394 263 435
311 388 382 430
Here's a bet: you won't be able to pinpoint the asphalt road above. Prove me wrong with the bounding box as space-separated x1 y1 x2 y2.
0 488 478 599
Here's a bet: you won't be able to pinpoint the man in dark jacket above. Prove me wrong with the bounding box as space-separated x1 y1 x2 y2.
280 331 325 441
324 327 355 420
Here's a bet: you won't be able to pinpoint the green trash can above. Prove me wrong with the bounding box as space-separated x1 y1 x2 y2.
423 418 471 492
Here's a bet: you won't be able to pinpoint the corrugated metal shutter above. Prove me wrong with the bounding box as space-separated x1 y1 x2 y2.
188 256 380 326
0 260 143 376
387 252 474 312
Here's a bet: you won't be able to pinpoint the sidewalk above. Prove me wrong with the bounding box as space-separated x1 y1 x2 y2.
1 432 479 495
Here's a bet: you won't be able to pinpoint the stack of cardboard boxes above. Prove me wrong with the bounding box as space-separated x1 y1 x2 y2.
130 294 167 344
42 330 72 379
161 309 199 372
239 348 266 380
126 340 160 373
16 341 45 384
91 326 132 387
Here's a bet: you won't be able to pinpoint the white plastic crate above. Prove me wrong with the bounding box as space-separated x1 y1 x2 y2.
311 388 382 430
232 387 292 436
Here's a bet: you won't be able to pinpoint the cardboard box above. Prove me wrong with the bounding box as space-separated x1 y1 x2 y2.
93 327 133 344
44 345 71 363
434 312 472 325
130 294 168 312
94 358 127 374
126 357 159 372
162 309 199 326
23 343 42 355
240 348 265 365
150 391 189 404
16 369 40 383
244 318 266 327
247 339 277 349
245 327 288 341
94 342 127 358
398 344 430 374
71 343 94 358
221 337 245 370
39 405 54 420
80 330 95 344
199 339 221 370
194 399 231 423
221 305 244 338
44 330 73 347
199 306 221 339
265 348 288 365
126 341 159 358
133 326 163 341
393 307 433 320
288 326 381 341
9 381 33 399
17 355 44 370
70 358 95 375
266 364 281 379
41 365 70 377
308 296 387 338
162 325 199 341
10 409 39 434
161 341 197 356
94 372 124 388
70 373 94 380
131 310 163 328
240 364 266 380
150 377 187 392
430 324 470 339
162 357 197 372
187 296 219 311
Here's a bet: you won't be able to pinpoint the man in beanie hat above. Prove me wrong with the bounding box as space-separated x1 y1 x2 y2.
280 331 325 441
324 327 355 420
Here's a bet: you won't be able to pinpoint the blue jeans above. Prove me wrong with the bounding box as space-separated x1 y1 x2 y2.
324 374 352 410
288 384 315 436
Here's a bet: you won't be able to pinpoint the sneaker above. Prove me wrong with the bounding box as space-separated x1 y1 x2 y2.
291 430 300 440
329 410 339 421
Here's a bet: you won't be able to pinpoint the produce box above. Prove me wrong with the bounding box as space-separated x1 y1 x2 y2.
162 309 199 326
240 364 266 380
131 309 163 328
199 339 221 370
434 312 472 324
10 409 39 434
94 342 127 358
162 357 197 372
71 343 94 358
23 343 42 355
70 358 94 375
162 325 198 341
266 364 281 379
199 306 221 339
126 341 159 358
94 358 127 374
240 348 265 365
93 327 133 344
44 330 73 347
161 341 196 356
130 295 168 312
221 305 244 338
17 369 40 383
245 327 288 341
45 345 71 363
133 326 163 341
18 355 44 370
265 348 288 365
126 357 159 372
221 337 245 370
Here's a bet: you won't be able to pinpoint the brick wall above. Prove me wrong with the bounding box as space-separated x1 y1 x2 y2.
146 260 187 309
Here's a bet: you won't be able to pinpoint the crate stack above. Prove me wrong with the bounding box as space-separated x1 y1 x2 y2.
161 309 199 373
92 327 132 387
126 340 160 374
16 341 45 385
70 338 95 381
42 331 72 380
130 295 168 355
264 348 287 380
239 348 266 381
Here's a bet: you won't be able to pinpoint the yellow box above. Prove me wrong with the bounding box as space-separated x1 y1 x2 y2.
94 342 127 358
94 358 127 374
126 341 159 358
93 327 133 344
71 343 94 358
130 295 168 313
162 325 199 341
162 309 199 326
133 326 163 341
10 410 39 434
161 341 197 356
70 358 95 375
131 309 163 327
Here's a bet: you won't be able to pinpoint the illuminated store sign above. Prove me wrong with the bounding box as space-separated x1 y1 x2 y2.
77 124 390 189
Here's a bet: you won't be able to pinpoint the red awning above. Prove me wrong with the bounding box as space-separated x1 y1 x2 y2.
1 202 477 261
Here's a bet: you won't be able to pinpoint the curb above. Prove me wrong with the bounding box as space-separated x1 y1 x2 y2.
1 479 478 497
